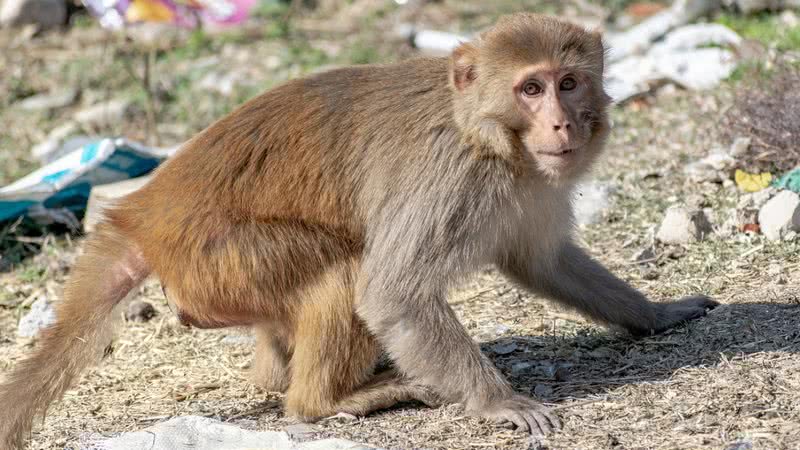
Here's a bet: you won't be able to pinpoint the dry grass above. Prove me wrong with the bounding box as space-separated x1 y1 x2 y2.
720 63 800 173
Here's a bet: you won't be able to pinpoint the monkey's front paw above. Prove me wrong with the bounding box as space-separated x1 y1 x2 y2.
477 395 561 436
653 294 719 333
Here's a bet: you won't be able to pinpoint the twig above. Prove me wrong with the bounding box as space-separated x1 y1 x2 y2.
224 401 280 421
551 397 608 411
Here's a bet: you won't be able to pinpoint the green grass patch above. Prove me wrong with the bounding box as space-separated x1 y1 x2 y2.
716 12 800 51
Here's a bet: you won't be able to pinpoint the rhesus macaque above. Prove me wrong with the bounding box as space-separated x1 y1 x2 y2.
0 13 717 449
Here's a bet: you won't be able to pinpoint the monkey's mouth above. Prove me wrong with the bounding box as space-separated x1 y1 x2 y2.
537 148 575 157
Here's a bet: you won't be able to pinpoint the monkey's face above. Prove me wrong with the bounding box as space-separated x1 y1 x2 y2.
450 13 611 182
512 63 609 180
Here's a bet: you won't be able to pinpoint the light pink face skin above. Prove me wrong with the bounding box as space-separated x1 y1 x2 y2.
513 63 596 179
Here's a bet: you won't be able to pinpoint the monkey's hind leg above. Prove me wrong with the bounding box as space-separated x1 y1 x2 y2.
332 369 440 418
250 324 291 392
284 262 437 421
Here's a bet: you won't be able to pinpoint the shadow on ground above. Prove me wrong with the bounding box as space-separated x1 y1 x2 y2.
481 301 800 403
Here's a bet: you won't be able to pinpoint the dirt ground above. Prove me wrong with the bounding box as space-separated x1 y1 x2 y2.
1 1 799 449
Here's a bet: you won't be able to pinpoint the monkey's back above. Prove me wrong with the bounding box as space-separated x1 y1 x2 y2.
104 56 459 314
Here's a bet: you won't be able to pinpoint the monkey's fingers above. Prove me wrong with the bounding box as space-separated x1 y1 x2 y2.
649 294 720 335
523 408 561 436
482 395 561 436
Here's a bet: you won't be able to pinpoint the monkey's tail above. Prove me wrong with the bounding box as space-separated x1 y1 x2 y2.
0 224 150 450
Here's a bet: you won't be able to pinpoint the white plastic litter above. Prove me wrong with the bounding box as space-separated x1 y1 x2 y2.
80 416 376 450
409 0 741 103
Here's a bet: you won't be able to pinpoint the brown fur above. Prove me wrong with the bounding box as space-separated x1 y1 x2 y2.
0 13 716 449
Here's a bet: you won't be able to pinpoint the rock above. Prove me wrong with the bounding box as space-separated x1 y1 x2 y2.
738 187 777 210
758 190 800 241
511 361 534 374
632 246 657 265
84 176 152 232
717 208 739 238
284 423 319 440
656 206 713 244
125 300 157 323
573 181 615 226
533 384 554 398
74 99 132 128
685 148 735 183
220 334 257 346
17 296 56 338
0 0 66 29
490 341 518 355
642 267 660 280
729 136 751 158
79 415 376 450
15 89 78 111
726 439 753 450
493 323 510 335
767 263 783 277
164 315 189 332
553 365 571 382
537 362 557 379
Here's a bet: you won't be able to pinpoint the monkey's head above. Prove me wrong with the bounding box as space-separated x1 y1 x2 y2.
450 13 612 182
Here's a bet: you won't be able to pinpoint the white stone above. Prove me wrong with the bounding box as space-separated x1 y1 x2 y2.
758 190 800 241
656 206 712 244
685 148 735 183
17 296 56 338
79 416 375 450
75 99 131 128
0 0 65 29
729 136 751 158
220 334 256 346
573 181 614 226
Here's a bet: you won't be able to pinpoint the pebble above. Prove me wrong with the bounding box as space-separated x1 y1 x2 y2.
656 206 712 244
758 190 800 241
490 341 518 355
574 181 615 226
125 300 157 322
17 296 56 338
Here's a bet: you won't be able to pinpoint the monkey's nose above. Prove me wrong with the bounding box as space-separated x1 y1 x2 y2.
553 121 571 131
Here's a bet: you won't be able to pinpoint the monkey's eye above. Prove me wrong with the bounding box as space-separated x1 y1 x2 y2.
560 76 577 91
522 80 543 97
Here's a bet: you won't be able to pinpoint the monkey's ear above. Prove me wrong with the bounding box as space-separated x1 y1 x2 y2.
450 42 478 92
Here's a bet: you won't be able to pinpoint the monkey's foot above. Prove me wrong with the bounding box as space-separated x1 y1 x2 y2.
477 395 561 436
650 295 719 334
